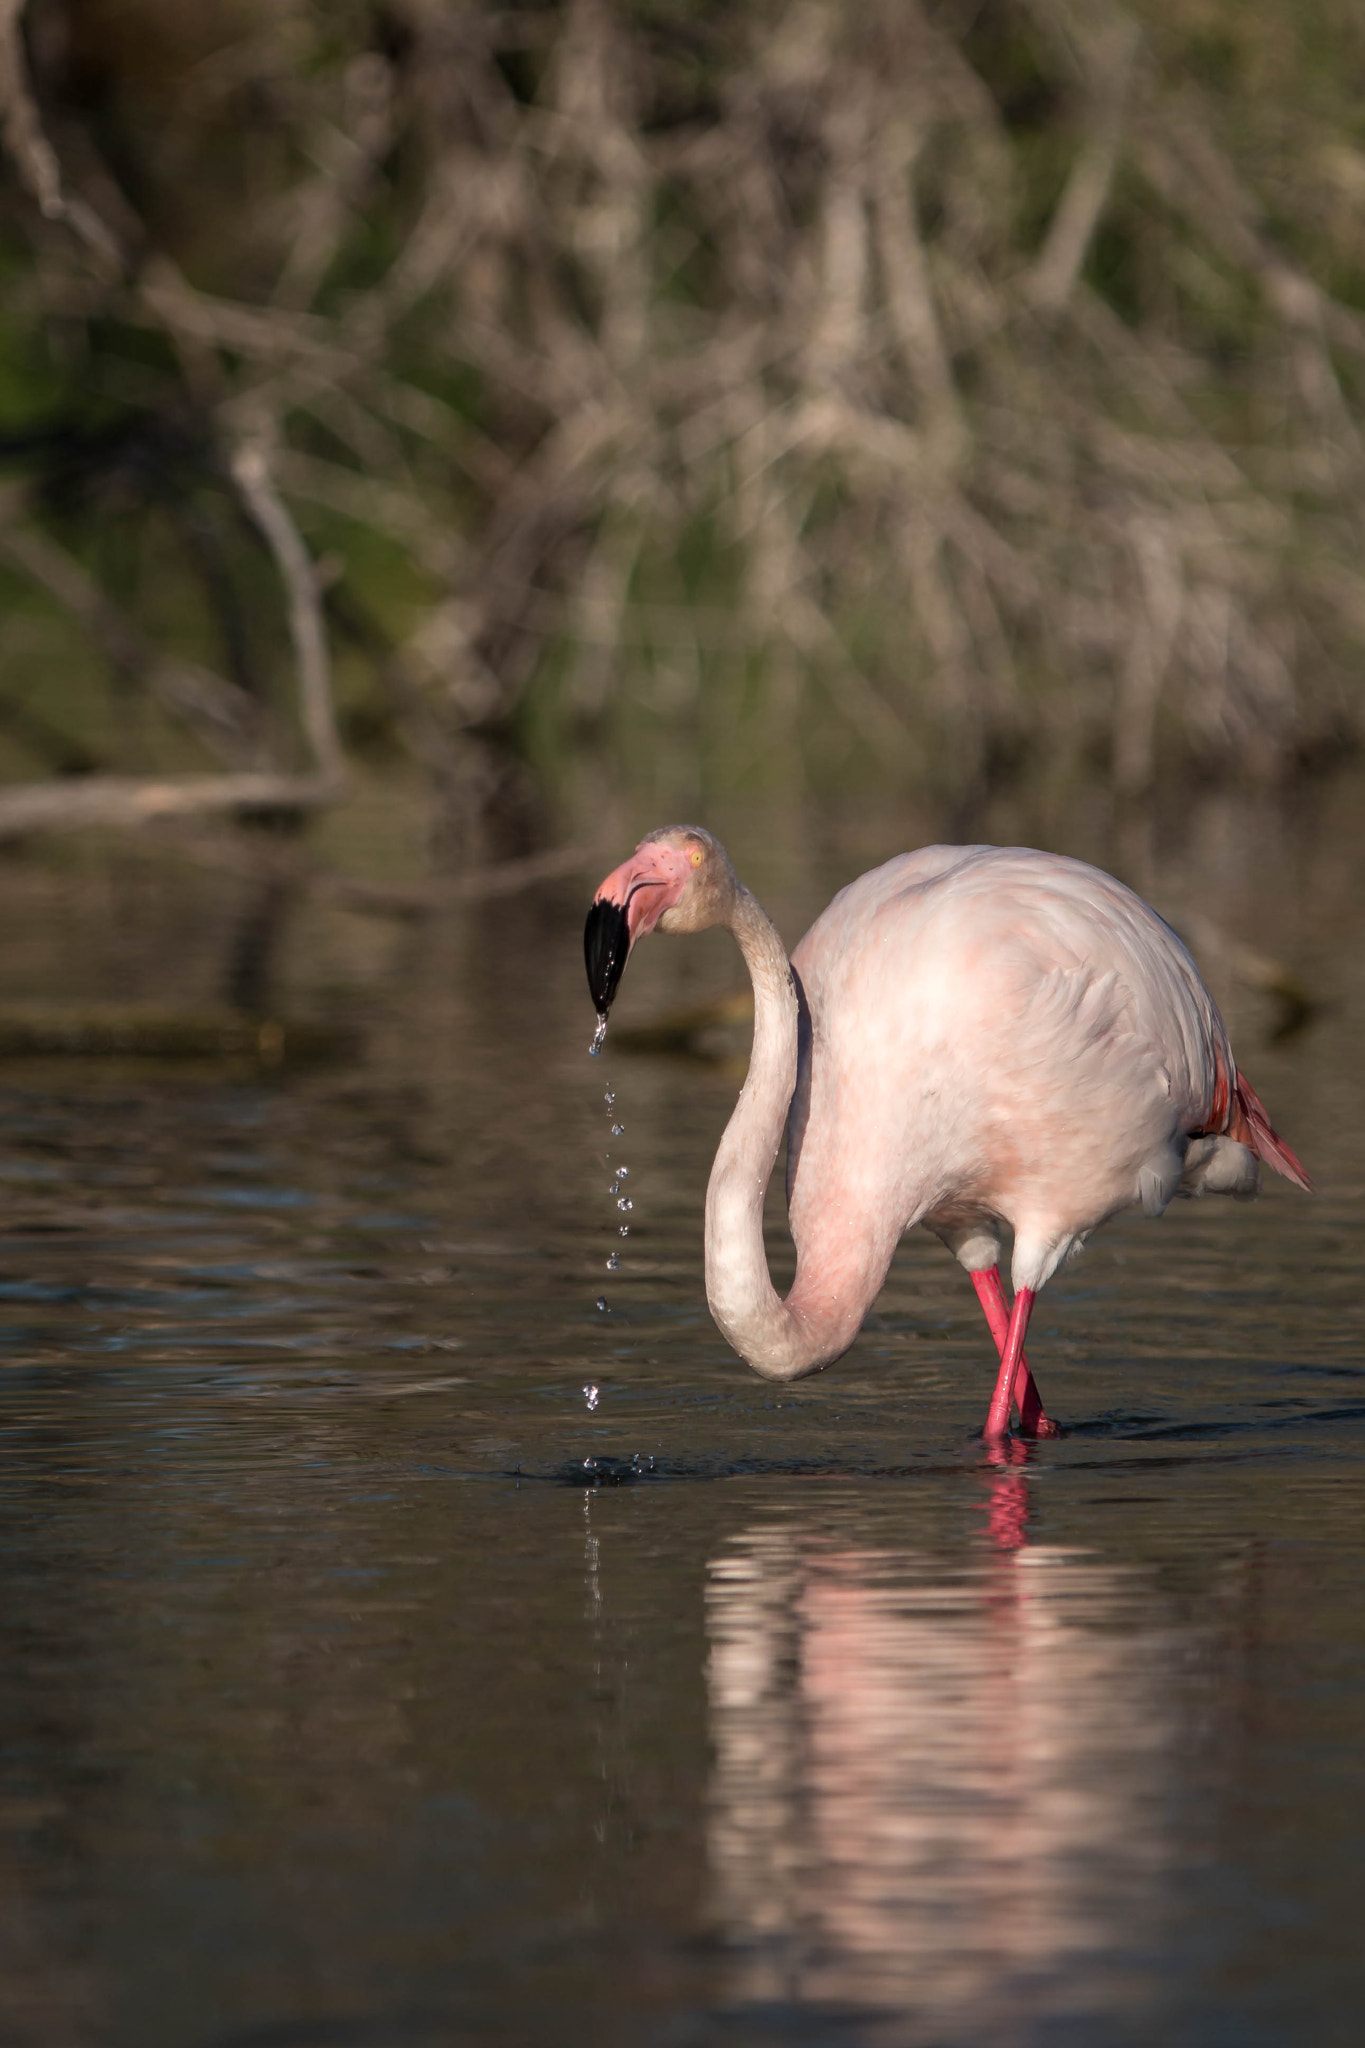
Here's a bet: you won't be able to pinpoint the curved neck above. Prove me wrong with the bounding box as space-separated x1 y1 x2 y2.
704 887 860 1382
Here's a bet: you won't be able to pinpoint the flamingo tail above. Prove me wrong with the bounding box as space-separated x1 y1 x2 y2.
1230 1068 1314 1193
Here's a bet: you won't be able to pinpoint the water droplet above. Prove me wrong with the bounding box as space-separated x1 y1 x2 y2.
617 1197 633 1212
609 1180 621 1197
589 1016 608 1058
583 1383 600 1412
616 1165 628 1178
604 1089 615 1106
606 1253 620 1270
595 1296 609 1313
619 1225 629 1237
610 1123 624 1137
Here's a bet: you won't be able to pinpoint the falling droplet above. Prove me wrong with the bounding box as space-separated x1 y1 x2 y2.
596 1296 609 1313
616 1165 629 1178
609 1180 621 1197
604 1089 615 1106
610 1123 624 1137
589 1016 608 1058
617 1197 633 1212
619 1224 629 1237
606 1253 620 1270
583 1383 600 1412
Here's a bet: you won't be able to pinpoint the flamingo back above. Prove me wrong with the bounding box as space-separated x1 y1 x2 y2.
785 846 1298 1286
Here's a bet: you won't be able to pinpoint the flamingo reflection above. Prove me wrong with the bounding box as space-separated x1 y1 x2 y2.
985 1436 1033 1552
707 1520 1202 2036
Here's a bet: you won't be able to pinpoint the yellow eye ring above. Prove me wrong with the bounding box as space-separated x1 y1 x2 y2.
689 847 703 867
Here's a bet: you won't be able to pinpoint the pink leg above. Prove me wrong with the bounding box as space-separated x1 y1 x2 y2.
971 1268 1058 1439
983 1284 1038 1442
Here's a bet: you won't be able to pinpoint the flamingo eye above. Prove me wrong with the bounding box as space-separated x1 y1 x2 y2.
688 846 703 867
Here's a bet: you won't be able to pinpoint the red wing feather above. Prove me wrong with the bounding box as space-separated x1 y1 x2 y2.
1229 1068 1314 1193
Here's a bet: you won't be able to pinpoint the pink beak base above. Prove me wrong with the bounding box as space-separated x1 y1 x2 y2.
593 841 693 941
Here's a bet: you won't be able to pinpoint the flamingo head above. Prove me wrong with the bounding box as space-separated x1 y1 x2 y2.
584 825 734 1015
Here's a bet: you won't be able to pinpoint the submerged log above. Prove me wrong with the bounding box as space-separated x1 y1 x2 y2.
0 1004 356 1064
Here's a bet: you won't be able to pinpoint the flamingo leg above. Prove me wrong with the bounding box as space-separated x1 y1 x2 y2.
971 1267 1058 1439
983 1284 1038 1442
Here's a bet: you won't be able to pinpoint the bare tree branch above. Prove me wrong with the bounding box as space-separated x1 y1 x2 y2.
873 124 966 460
0 0 122 269
1028 22 1137 313
0 772 338 843
229 439 344 785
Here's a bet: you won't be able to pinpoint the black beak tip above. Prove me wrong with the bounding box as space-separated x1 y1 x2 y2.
584 898 630 1015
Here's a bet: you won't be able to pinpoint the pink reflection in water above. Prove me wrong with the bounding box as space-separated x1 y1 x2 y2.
707 1526 1207 2035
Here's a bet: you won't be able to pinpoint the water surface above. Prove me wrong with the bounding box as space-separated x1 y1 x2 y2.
0 787 1361 2046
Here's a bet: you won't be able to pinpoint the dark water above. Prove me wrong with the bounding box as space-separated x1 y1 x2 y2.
0 787 1362 2046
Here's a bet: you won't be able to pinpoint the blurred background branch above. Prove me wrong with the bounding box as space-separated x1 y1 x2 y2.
0 0 1360 876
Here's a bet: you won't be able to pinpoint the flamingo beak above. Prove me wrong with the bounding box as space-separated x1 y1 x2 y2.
584 895 631 1015
584 842 691 1015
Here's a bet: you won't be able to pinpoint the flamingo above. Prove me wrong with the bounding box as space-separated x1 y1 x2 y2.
583 829 1311 1440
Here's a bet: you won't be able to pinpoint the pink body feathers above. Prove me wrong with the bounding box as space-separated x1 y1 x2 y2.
786 845 1309 1302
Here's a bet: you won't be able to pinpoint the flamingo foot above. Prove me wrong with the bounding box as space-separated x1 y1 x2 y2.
971 1268 1057 1439
1017 1381 1061 1440
983 1284 1037 1442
